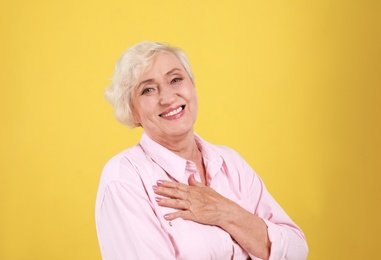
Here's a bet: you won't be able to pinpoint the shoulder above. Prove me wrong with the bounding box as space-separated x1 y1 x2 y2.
99 144 147 185
200 138 255 176
204 141 260 195
213 144 242 158
95 144 150 210
197 134 243 159
207 142 247 166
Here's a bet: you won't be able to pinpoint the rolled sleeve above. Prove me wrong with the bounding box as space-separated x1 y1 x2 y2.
236 154 308 260
251 176 308 260
263 219 309 260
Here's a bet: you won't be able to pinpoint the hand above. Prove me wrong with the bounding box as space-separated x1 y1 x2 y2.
153 175 271 259
152 174 235 227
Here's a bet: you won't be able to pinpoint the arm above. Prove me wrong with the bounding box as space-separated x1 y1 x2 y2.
153 175 271 259
242 158 309 260
252 177 309 260
95 160 175 259
153 174 308 260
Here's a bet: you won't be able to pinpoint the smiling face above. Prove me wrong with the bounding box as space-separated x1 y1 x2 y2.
131 52 198 144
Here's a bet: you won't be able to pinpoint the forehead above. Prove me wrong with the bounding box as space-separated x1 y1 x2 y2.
140 52 184 80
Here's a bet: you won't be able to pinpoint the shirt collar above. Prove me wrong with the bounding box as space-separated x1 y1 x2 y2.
140 132 187 183
194 134 224 180
139 132 223 183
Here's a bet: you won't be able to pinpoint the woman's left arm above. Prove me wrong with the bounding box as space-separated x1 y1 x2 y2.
153 174 308 260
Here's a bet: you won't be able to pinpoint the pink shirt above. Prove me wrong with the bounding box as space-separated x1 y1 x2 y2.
95 133 308 259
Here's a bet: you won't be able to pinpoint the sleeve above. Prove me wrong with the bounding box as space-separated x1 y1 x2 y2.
252 177 309 260
237 153 309 260
95 158 176 260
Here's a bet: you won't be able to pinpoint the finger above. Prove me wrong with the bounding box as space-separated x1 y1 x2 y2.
188 174 204 187
164 210 194 221
157 180 191 192
156 197 190 210
153 185 188 200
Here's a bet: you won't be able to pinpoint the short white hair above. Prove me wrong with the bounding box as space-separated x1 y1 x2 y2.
105 41 194 128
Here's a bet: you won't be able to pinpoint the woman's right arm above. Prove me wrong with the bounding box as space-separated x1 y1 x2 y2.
95 159 175 260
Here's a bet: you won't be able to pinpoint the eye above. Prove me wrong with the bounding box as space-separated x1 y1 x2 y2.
141 87 155 95
170 77 183 84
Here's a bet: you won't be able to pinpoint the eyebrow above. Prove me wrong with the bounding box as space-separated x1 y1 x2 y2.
165 68 182 76
137 68 182 89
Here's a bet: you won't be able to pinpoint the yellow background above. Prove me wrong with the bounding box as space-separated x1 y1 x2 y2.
1 0 380 259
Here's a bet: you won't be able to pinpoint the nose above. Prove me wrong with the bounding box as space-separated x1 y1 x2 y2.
159 85 176 105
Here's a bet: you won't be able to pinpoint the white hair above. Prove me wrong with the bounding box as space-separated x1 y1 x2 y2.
105 41 194 128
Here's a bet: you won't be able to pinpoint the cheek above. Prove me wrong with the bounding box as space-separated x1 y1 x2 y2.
131 99 145 124
134 99 156 121
131 107 140 124
191 88 198 105
185 84 197 100
190 92 198 117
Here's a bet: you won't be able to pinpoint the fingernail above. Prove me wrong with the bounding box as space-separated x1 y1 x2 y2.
164 214 170 220
152 185 158 190
157 180 164 185
155 197 161 202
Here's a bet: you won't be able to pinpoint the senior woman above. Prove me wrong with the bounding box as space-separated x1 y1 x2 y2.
95 41 308 260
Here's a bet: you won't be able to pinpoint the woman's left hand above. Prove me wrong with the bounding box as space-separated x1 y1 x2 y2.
153 174 272 259
152 174 236 227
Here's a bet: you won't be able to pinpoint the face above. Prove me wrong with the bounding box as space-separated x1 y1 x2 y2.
131 52 198 144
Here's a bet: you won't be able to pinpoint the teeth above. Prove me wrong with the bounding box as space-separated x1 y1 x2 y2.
161 106 183 117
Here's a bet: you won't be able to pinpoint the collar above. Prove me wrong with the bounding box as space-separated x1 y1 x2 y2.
139 132 223 183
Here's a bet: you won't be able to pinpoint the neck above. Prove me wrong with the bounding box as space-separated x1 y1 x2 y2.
149 130 206 184
149 131 200 161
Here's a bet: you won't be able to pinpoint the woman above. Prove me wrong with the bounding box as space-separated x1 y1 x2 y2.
95 41 308 260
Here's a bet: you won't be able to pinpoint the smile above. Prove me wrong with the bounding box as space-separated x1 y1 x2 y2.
160 106 185 118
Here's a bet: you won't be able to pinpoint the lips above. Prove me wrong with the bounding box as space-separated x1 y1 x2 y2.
159 105 185 118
